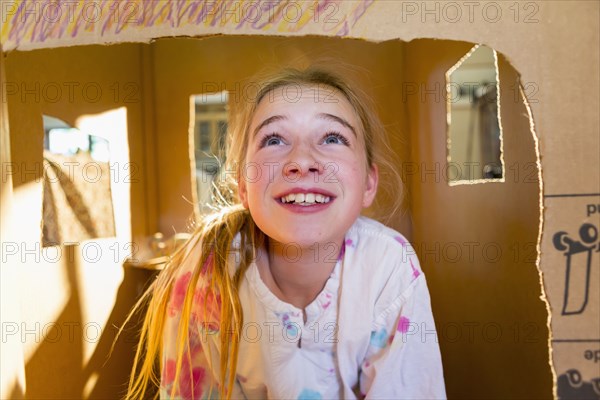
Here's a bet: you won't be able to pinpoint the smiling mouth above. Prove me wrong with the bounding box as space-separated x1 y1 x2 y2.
279 192 332 205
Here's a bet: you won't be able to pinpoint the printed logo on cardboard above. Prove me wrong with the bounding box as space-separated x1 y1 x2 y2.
553 223 599 316
546 196 600 399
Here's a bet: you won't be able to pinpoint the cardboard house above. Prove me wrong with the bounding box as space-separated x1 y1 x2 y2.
1 1 598 398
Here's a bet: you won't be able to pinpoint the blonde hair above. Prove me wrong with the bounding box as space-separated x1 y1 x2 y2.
124 66 403 399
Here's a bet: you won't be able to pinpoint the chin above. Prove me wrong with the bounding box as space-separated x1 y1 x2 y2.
269 230 343 250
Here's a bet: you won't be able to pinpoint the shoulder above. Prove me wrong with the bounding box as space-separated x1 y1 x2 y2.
346 216 419 270
342 217 424 314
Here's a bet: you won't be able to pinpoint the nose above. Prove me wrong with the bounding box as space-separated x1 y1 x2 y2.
283 144 324 179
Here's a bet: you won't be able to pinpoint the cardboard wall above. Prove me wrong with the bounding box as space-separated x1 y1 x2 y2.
2 43 157 399
405 39 552 398
150 35 410 236
0 42 26 400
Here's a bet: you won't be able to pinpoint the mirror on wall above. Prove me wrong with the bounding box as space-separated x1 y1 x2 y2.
42 115 116 246
446 44 504 184
190 91 229 215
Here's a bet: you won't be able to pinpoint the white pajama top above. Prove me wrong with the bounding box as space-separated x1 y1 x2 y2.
161 216 446 399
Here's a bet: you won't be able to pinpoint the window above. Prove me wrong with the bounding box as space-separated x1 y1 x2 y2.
41 115 115 246
191 91 229 214
446 45 504 184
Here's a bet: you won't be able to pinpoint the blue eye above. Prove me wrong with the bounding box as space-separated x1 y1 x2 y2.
322 132 349 146
260 133 284 147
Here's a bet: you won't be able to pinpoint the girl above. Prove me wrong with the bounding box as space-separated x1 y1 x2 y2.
126 67 446 399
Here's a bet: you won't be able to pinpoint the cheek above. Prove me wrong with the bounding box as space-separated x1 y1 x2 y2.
241 168 275 204
241 163 263 185
342 161 366 182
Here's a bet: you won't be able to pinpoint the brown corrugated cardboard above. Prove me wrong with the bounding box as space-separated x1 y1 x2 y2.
1 1 598 398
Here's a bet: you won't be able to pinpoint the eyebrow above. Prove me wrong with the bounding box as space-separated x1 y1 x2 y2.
252 113 357 137
252 115 286 138
317 113 356 137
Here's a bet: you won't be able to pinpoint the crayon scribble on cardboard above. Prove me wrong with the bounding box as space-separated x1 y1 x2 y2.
0 0 374 50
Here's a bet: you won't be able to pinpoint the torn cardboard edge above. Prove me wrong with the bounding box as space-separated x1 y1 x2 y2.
520 83 557 399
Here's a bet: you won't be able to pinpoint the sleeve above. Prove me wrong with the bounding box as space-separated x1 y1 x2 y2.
160 240 246 399
358 270 446 399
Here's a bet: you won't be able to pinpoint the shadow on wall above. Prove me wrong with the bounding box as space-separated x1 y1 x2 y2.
9 251 158 399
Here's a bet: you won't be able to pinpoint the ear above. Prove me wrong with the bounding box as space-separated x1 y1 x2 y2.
362 164 379 208
238 177 249 208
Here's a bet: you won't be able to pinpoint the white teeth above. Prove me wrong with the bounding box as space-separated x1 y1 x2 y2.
280 192 331 204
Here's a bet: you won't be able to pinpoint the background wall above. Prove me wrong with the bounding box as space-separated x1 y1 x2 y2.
150 35 409 236
2 36 552 399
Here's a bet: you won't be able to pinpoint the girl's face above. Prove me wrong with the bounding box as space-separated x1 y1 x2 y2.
239 84 378 250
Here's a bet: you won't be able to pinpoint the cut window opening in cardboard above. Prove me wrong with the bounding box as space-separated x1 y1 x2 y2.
446 44 505 186
41 115 116 247
189 91 229 218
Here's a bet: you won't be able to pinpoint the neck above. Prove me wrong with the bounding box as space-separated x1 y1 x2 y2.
256 239 343 310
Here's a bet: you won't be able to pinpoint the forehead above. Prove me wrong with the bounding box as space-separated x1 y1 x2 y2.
251 84 359 126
